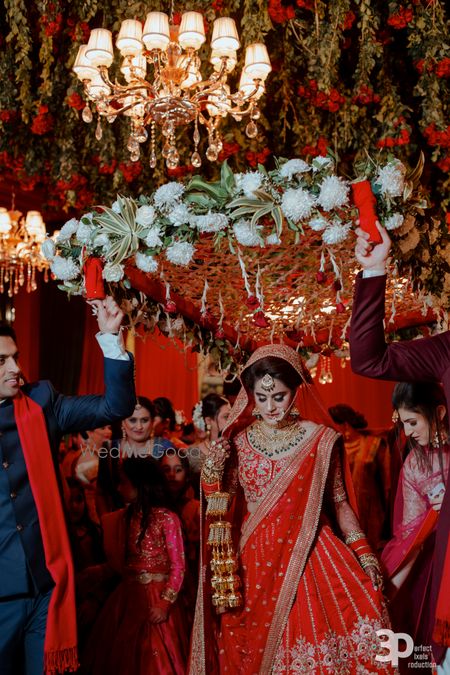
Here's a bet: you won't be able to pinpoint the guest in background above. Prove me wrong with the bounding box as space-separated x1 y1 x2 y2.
329 404 390 550
187 393 231 475
381 382 449 672
66 478 104 572
153 396 186 449
350 223 450 663
96 397 173 517
83 457 188 675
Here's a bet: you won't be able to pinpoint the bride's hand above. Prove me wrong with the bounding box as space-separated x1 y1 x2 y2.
365 564 384 592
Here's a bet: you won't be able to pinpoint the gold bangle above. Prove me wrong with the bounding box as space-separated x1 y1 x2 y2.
345 530 366 545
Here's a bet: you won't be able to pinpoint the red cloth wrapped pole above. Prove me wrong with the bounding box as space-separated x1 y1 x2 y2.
84 257 105 300
351 180 383 244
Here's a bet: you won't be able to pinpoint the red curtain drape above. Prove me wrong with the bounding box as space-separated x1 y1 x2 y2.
77 304 199 417
313 355 395 430
134 334 198 417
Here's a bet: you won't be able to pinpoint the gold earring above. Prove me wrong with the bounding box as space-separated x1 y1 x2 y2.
252 407 261 418
289 406 300 417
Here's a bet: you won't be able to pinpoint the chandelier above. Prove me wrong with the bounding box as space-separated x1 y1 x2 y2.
0 207 49 295
72 10 271 169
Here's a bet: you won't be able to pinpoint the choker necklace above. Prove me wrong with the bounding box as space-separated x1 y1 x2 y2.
248 420 306 458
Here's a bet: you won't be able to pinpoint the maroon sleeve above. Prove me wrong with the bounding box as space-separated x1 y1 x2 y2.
350 273 450 384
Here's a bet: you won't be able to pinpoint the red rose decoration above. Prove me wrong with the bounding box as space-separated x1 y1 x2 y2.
316 271 327 284
351 180 382 244
164 300 177 313
245 295 260 309
84 257 105 300
254 310 269 328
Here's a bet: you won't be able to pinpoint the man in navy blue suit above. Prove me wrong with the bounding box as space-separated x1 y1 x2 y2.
0 296 136 675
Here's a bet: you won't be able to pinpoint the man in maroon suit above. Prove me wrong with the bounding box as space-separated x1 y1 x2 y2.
350 222 450 666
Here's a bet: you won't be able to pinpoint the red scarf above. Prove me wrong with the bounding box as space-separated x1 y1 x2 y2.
13 391 78 673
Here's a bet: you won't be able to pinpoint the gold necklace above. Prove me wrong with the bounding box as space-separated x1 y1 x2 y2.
248 420 307 458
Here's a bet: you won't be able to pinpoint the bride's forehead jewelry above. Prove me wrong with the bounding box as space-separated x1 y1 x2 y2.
260 373 275 392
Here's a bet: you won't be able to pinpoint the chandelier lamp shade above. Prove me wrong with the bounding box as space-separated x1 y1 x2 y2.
0 208 49 295
72 11 271 169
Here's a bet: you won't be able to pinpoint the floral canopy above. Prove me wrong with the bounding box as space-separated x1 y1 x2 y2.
0 0 449 371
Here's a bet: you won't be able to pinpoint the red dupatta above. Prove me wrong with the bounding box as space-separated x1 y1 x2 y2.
13 392 78 673
189 344 357 675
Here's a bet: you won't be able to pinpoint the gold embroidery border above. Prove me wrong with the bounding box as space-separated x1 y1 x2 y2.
260 426 338 673
239 423 324 552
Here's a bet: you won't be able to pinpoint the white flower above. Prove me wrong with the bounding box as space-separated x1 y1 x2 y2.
322 221 351 245
51 256 80 281
93 233 111 253
235 171 263 198
102 263 125 282
279 159 310 180
312 156 333 172
193 212 229 233
308 216 329 231
192 401 205 432
317 176 350 211
135 252 158 273
384 213 404 231
57 218 79 242
375 160 406 198
233 219 264 247
281 188 316 222
266 233 281 245
41 238 55 260
76 220 95 244
166 241 195 266
169 203 191 227
145 226 163 248
136 205 156 226
111 200 121 213
154 182 184 211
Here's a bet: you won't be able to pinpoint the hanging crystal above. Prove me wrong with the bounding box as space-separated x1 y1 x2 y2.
82 104 93 123
130 147 140 162
206 145 218 162
245 120 258 138
95 119 103 140
127 136 139 152
149 121 157 168
191 152 202 168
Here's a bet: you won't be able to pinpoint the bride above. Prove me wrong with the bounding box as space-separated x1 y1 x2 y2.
189 344 392 674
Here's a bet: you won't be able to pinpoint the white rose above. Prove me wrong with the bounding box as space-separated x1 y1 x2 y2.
136 205 156 226
41 238 55 260
102 263 125 282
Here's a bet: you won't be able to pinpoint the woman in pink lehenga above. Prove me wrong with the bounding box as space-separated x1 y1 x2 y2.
83 457 189 675
382 382 449 670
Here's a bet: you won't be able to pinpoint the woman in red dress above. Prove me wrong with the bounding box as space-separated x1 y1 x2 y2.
190 344 391 674
83 457 189 675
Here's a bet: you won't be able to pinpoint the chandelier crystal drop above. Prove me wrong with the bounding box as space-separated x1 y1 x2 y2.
0 208 49 295
72 11 271 169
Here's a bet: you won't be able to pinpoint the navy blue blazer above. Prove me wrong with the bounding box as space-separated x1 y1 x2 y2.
0 355 136 598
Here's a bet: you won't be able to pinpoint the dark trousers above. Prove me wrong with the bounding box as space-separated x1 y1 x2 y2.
0 589 52 675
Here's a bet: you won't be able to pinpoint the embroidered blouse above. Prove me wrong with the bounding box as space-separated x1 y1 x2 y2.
125 507 185 603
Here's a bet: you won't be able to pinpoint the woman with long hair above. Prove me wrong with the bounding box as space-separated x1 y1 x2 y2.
187 393 231 474
381 382 449 670
84 457 189 675
329 403 390 550
190 344 391 674
96 396 174 516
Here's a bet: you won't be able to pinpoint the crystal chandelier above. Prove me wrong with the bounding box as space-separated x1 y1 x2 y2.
0 207 48 295
72 10 271 169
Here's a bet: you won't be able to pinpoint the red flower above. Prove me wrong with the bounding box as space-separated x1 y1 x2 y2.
98 159 117 175
218 142 240 162
435 58 450 78
0 109 18 122
436 155 450 173
296 0 313 8
245 147 271 168
31 108 54 135
67 93 85 110
212 0 225 11
119 161 143 183
387 6 414 29
268 0 295 24
166 165 194 179
341 10 356 30
301 135 329 157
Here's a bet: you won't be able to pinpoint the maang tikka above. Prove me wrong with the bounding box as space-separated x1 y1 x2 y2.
261 373 275 392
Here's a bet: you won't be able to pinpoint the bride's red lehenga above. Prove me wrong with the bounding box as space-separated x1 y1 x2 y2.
189 345 393 674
